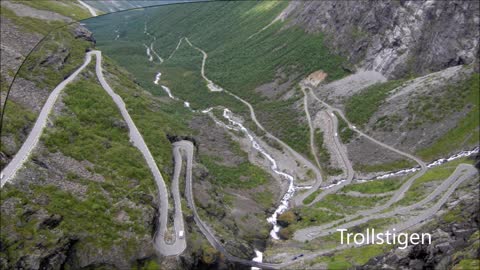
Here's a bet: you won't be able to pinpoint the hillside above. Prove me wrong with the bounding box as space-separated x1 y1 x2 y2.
1 1 479 269
1 0 95 168
86 0 478 178
84 1 479 268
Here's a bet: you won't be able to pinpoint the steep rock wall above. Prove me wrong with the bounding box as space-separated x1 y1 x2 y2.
281 0 479 78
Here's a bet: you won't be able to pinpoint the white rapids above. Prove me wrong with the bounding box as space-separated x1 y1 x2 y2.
153 72 161 85
154 53 300 238
221 108 296 240
357 147 479 183
251 250 263 270
161 85 176 99
143 44 153 62
141 35 478 263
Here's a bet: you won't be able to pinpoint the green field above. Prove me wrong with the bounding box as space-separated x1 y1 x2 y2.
44 65 158 193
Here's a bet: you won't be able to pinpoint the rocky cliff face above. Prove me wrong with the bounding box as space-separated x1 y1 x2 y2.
282 0 479 78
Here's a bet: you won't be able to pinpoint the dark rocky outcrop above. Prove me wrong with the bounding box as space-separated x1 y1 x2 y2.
281 0 480 78
74 25 96 44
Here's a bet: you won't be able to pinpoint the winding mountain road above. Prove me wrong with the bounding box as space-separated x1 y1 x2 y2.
94 51 187 256
1 50 185 257
1 53 93 187
295 87 355 205
178 140 351 269
184 37 323 187
143 34 477 267
179 140 279 269
300 84 430 205
294 163 478 241
171 140 477 269
301 87 322 171
2 31 475 268
307 84 426 169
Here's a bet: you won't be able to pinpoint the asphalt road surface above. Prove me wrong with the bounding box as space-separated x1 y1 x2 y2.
1 52 93 187
2 50 185 256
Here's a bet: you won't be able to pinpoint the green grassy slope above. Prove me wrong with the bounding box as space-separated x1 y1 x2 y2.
11 0 92 21
1 24 94 166
0 6 65 35
84 0 349 158
345 80 405 128
18 27 93 89
416 73 480 160
1 0 95 161
102 56 192 180
0 64 157 266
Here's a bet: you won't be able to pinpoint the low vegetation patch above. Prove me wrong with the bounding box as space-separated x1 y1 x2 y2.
0 6 65 35
253 190 275 208
1 100 36 166
309 244 391 269
315 129 343 176
302 189 322 205
19 24 93 89
342 177 405 194
345 80 405 127
12 0 91 20
289 208 344 231
416 73 479 161
200 156 270 189
313 193 390 215
335 112 355 143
